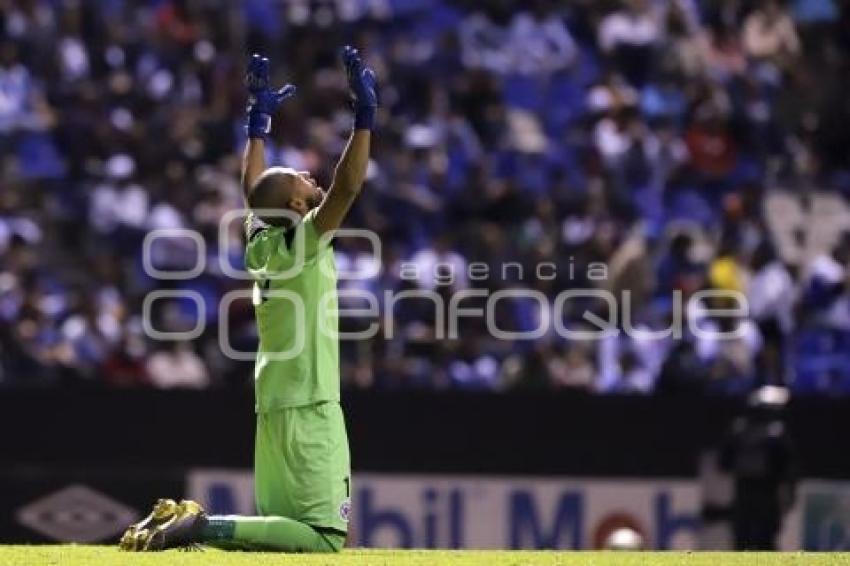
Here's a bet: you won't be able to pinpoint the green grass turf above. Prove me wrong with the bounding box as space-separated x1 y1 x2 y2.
1 547 850 566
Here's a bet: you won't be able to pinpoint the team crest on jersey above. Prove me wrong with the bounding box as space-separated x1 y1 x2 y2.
339 498 351 523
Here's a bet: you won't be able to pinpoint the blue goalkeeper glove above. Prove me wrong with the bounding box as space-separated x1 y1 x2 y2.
341 45 377 131
245 53 296 139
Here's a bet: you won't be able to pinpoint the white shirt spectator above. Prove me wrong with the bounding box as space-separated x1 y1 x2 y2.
147 202 185 231
594 117 651 167
598 8 661 53
459 12 512 72
742 6 800 60
58 36 90 82
805 253 850 330
586 80 639 114
408 247 468 291
335 250 382 297
0 64 32 133
508 12 577 74
748 260 796 331
0 216 42 254
694 317 763 370
146 345 210 389
806 253 843 285
596 332 667 394
90 183 150 232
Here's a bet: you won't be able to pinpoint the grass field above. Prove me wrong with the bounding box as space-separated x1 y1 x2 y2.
1 547 850 566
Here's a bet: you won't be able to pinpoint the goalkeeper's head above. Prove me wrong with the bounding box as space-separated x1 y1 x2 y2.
248 167 326 228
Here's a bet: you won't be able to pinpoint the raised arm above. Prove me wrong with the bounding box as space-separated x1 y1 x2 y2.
314 46 377 235
242 139 266 200
241 54 296 200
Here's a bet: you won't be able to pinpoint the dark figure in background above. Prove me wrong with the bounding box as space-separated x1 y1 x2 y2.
720 386 796 550
748 241 794 385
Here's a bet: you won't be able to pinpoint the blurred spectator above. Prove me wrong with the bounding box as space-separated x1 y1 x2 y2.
685 102 737 185
720 386 796 550
548 342 595 390
801 232 850 330
508 3 577 75
747 242 795 384
146 342 210 389
742 0 801 64
0 0 848 397
598 0 661 86
704 21 748 82
408 235 469 292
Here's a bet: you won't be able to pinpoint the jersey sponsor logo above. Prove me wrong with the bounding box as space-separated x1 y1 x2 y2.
339 498 352 523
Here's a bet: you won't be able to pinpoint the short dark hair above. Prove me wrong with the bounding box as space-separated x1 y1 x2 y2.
248 170 297 228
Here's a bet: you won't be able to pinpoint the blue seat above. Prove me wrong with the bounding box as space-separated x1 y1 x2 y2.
543 73 584 136
792 363 829 394
502 73 544 112
17 132 66 180
665 190 716 226
795 328 837 355
633 187 664 235
574 46 601 87
792 328 843 394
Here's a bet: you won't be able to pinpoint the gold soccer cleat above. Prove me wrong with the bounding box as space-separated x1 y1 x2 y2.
143 499 208 551
121 499 208 551
119 498 181 551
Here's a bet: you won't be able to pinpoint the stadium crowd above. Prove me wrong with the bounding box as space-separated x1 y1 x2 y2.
1 0 850 395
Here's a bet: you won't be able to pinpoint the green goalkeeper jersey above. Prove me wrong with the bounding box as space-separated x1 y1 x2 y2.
244 208 339 412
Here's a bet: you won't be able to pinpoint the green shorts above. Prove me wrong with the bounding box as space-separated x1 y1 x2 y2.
254 401 351 534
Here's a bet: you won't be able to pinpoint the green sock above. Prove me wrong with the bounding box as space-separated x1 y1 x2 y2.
201 517 236 541
202 515 343 553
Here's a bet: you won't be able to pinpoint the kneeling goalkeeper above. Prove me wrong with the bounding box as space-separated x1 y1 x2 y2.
120 45 376 553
